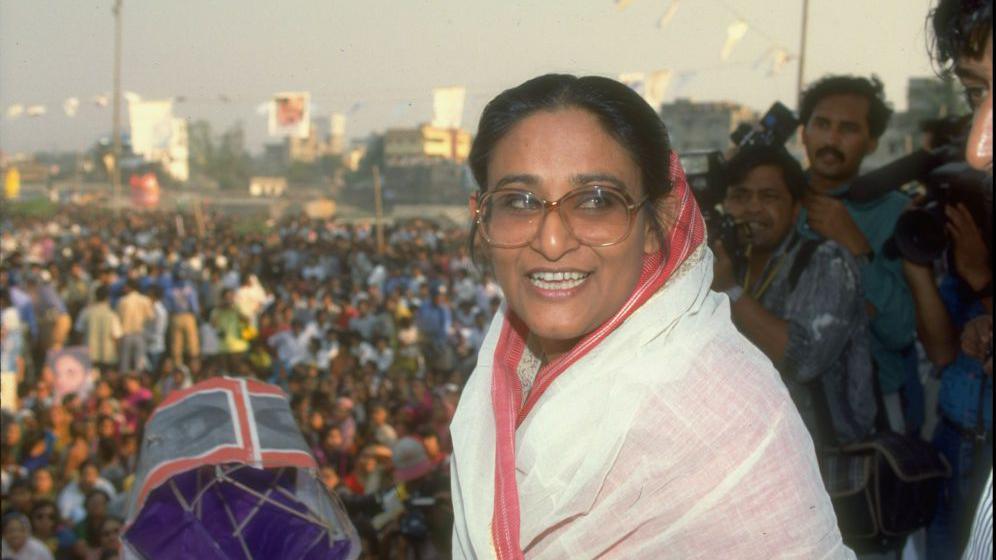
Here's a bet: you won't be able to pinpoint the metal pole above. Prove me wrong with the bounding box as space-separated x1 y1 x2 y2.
112 0 123 214
796 0 809 109
372 166 385 255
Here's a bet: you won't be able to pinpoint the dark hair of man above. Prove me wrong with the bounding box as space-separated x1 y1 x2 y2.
95 285 110 302
468 74 673 253
930 0 993 70
724 146 808 201
798 75 894 139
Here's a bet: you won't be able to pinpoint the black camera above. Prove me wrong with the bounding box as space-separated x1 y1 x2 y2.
891 162 992 264
682 101 799 274
730 102 799 151
848 114 993 265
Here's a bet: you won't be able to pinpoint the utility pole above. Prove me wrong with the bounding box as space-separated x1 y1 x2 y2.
112 0 123 214
796 0 810 109
372 166 385 255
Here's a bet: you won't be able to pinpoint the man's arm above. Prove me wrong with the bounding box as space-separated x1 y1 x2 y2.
729 297 791 369
902 260 958 367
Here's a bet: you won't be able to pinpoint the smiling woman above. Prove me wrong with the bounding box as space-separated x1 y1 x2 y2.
449 74 855 559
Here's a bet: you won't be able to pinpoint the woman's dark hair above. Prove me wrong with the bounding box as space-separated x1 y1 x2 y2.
724 145 808 201
798 75 893 139
930 0 993 72
468 74 673 258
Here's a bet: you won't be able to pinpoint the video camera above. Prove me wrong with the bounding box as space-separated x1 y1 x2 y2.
682 101 799 272
846 115 993 264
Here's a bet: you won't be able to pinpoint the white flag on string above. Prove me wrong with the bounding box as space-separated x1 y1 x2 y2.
432 86 466 129
26 105 47 117
63 97 80 117
93 95 110 108
6 104 24 119
721 20 750 61
615 0 634 11
769 48 791 75
657 0 680 29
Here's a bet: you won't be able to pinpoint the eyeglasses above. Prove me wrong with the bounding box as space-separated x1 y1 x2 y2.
474 185 647 248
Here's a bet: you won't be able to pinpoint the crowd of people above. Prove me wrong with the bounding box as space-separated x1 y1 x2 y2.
1 208 496 558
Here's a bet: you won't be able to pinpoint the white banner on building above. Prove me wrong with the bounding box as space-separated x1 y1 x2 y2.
432 86 466 130
268 91 311 139
130 99 175 155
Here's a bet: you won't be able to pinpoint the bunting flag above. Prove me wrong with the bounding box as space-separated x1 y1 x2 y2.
657 0 680 29
93 95 110 108
769 48 791 76
6 104 24 119
63 97 80 117
124 91 143 104
721 20 750 61
432 86 466 129
614 0 635 11
26 105 47 117
646 69 673 109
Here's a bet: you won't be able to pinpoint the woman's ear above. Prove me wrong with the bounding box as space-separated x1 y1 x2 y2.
643 208 662 254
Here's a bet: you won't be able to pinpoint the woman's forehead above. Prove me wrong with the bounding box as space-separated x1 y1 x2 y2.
487 108 643 196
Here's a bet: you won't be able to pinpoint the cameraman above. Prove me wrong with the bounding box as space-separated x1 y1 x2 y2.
712 145 876 451
798 76 919 434
927 1 993 558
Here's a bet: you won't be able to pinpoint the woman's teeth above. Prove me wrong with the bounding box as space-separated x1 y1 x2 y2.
528 271 590 290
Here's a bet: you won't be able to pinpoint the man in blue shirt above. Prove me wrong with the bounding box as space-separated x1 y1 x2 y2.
797 75 918 433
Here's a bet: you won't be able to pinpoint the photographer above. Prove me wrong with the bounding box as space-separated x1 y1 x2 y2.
712 145 876 451
927 1 994 558
798 76 919 434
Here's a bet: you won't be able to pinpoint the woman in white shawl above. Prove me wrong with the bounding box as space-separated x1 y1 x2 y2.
450 74 854 559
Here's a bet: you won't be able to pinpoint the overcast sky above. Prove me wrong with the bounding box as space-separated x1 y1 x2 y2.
0 0 938 154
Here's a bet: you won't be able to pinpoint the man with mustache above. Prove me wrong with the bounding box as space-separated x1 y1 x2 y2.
798 76 918 435
712 145 876 453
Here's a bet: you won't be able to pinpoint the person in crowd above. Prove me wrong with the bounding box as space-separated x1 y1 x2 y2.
798 75 919 434
165 271 200 367
28 500 76 558
929 1 994 559
56 461 116 525
74 286 121 374
143 286 168 376
712 145 876 449
114 280 153 375
1 511 53 560
450 74 851 557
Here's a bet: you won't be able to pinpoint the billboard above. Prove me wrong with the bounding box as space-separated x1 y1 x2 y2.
268 91 311 139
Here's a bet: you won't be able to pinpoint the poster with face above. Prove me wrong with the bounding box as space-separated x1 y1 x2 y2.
47 346 97 401
268 92 310 139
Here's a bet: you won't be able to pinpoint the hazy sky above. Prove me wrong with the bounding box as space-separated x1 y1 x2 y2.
1 0 938 154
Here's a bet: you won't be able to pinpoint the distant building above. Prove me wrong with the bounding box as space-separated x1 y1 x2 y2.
658 99 758 153
864 76 967 168
287 115 349 163
383 124 471 166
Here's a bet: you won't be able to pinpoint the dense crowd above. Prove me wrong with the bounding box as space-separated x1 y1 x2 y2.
0 208 497 559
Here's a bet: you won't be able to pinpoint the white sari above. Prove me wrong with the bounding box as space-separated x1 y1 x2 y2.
450 154 853 560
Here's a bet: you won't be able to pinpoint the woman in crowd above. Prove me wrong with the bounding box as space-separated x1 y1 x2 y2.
1 512 54 560
449 74 851 558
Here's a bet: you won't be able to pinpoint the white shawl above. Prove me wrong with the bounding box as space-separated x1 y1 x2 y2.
450 247 854 559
